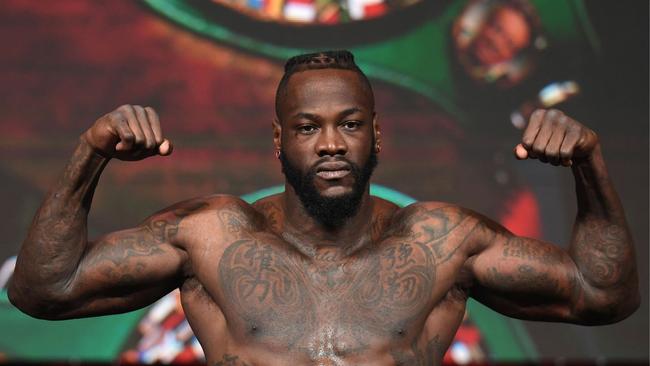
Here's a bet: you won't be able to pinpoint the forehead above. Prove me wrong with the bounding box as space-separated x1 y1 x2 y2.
279 68 373 118
492 7 530 45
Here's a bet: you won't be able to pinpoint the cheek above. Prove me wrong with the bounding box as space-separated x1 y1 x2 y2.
282 140 314 168
350 138 374 161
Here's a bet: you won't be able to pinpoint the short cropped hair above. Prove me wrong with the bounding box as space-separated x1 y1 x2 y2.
275 50 374 118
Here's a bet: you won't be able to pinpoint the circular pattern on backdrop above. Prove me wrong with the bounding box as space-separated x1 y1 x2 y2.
147 0 453 47
451 0 546 87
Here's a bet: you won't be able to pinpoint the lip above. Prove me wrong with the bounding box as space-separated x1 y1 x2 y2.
315 161 351 180
316 170 350 180
316 161 351 172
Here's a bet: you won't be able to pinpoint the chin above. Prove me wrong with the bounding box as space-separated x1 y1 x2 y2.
318 185 353 198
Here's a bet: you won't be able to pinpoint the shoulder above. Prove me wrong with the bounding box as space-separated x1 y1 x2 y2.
387 201 489 239
391 201 468 226
149 194 253 218
371 195 400 213
146 194 264 237
252 194 284 232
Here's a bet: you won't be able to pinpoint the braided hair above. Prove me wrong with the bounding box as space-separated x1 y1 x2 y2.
275 50 374 118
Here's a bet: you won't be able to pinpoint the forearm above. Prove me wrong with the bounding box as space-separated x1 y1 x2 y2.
9 137 109 305
569 145 639 317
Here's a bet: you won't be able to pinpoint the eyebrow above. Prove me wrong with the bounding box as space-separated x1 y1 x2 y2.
292 107 363 121
338 107 363 119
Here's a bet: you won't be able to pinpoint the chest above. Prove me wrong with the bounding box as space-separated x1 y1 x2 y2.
208 233 464 351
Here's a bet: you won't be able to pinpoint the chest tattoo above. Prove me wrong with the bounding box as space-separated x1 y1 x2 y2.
213 204 472 357
217 237 437 349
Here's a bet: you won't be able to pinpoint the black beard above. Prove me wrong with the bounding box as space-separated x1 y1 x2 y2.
280 149 377 229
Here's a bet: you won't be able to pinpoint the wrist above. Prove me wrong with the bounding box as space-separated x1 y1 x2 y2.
573 143 603 167
79 133 112 161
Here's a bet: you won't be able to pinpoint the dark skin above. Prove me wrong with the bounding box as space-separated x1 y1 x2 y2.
8 69 639 366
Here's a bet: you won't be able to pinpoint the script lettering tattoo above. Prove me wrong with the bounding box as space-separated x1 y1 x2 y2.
86 200 208 284
213 353 250 366
486 265 562 297
502 236 564 265
308 250 349 289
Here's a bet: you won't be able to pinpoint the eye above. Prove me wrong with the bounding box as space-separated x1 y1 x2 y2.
298 124 318 134
342 120 361 131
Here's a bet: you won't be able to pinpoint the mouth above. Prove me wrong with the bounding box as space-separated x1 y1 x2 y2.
315 161 351 180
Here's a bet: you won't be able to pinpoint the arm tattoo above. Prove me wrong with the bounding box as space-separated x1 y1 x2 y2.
569 153 637 307
84 200 208 285
501 236 564 266
213 354 251 366
11 139 109 300
572 221 631 288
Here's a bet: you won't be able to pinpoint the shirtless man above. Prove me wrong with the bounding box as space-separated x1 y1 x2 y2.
8 50 639 365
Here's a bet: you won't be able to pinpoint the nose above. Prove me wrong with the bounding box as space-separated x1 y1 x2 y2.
316 126 347 157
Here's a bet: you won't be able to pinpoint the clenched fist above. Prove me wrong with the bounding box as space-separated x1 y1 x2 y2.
83 105 172 161
514 109 599 166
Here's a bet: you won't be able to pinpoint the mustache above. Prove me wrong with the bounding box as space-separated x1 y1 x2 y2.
307 156 358 175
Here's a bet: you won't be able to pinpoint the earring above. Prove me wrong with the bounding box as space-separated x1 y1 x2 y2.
275 150 281 159
375 144 381 153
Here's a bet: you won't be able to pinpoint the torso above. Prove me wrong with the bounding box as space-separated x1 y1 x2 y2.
177 194 478 366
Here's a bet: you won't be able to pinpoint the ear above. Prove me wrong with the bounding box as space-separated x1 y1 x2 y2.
272 118 282 151
372 113 382 153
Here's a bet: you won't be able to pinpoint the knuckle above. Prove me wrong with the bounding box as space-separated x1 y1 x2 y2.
544 145 555 154
531 109 545 119
547 108 563 117
521 137 534 148
117 118 130 127
532 146 545 156
106 111 122 122
560 148 572 159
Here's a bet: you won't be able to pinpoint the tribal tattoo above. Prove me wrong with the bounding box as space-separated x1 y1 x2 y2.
215 204 473 356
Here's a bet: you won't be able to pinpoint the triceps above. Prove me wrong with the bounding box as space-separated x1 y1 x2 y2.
73 199 209 300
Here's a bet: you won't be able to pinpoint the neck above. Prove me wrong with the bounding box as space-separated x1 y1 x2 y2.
280 183 375 257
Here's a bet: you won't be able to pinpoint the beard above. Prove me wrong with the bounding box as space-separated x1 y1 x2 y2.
280 146 378 229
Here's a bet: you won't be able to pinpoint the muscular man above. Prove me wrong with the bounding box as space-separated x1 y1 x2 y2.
8 51 639 365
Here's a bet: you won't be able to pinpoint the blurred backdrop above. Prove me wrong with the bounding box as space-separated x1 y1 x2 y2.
0 0 647 363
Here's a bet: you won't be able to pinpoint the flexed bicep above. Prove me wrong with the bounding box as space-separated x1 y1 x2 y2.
467 228 587 323
477 109 639 324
